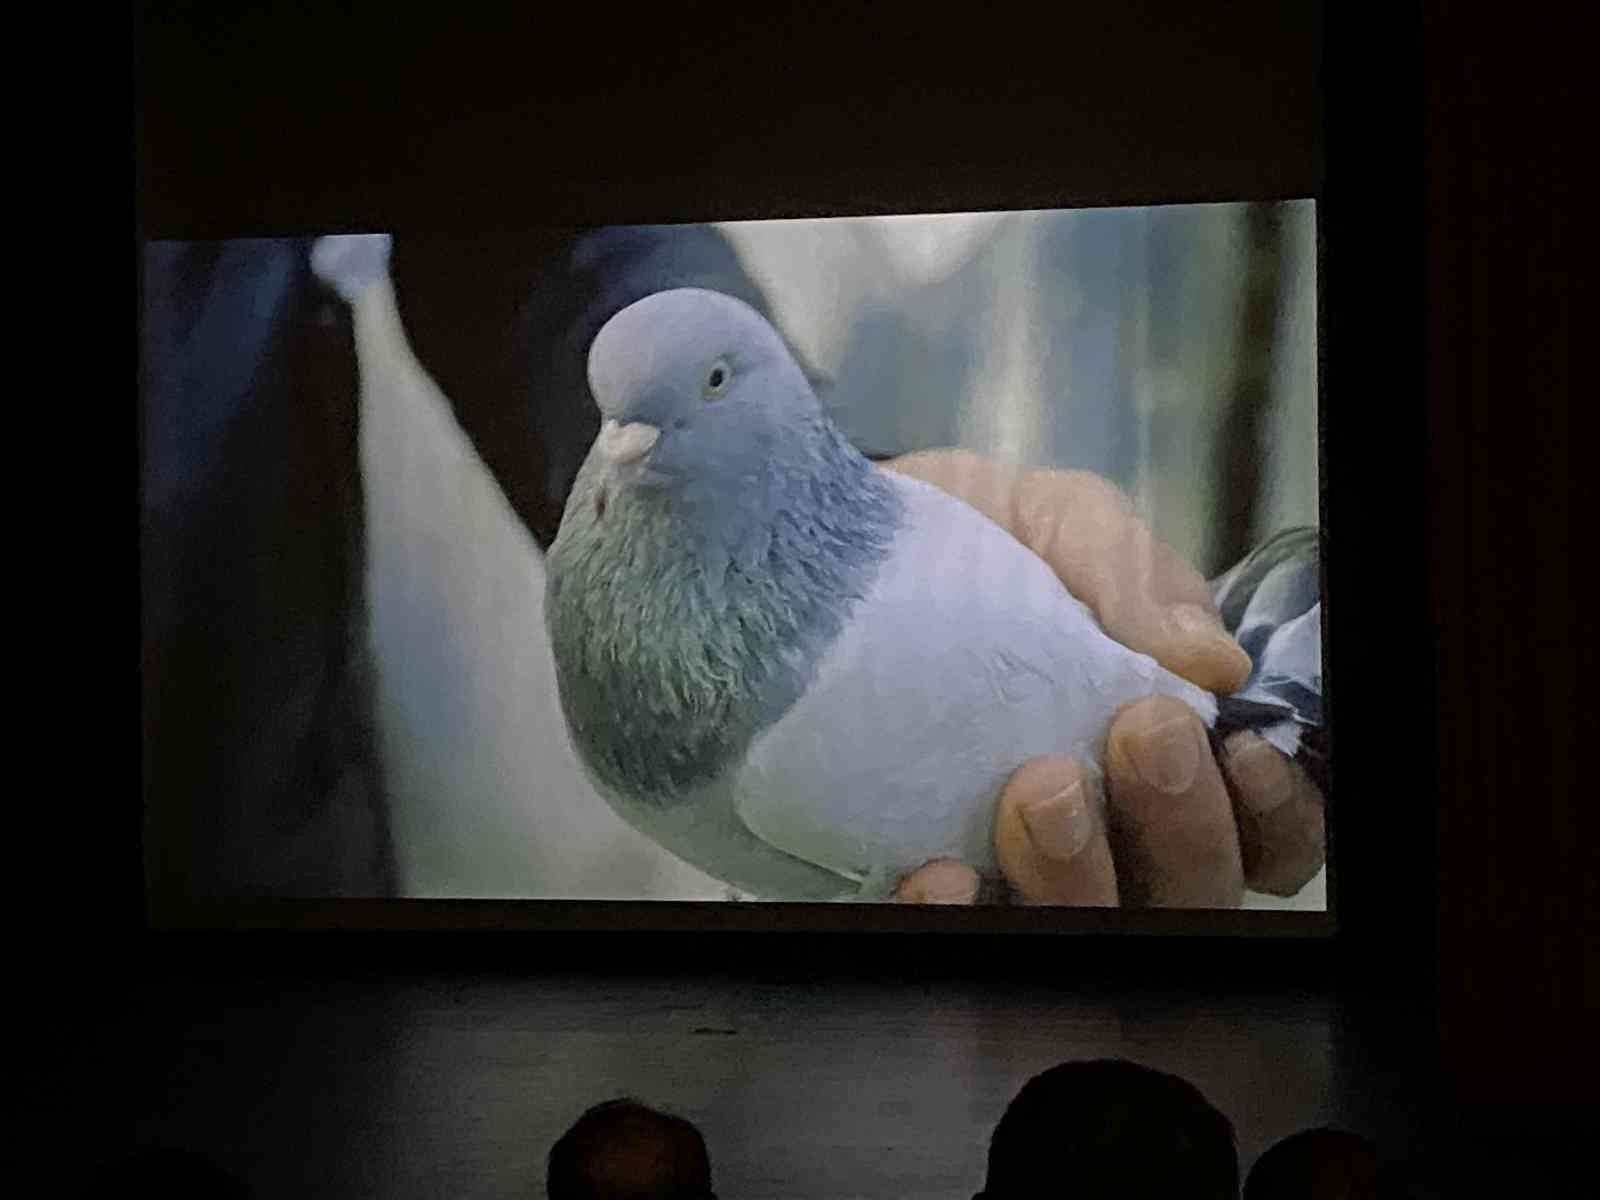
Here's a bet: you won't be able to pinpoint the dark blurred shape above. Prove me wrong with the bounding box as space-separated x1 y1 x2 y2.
80 1147 253 1199
547 1097 715 1200
1212 201 1286 574
1210 526 1328 797
140 239 394 903
1245 1127 1381 1200
390 225 791 552
975 1058 1238 1200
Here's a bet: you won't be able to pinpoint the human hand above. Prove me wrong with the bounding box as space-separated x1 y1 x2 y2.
881 449 1325 907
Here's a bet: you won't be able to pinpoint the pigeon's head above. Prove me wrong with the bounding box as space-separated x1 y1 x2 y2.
585 288 822 491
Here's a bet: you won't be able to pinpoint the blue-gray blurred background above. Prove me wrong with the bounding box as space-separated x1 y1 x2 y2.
718 202 1317 578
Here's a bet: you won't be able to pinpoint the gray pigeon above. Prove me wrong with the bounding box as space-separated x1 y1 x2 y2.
545 287 1323 901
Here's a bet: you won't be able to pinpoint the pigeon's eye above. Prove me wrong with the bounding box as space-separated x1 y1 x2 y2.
703 359 731 399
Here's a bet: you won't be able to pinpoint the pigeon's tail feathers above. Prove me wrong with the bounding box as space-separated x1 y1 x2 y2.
310 234 393 303
1211 526 1320 635
1209 527 1326 789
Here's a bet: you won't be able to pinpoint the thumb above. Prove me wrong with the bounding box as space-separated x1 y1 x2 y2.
884 449 1250 693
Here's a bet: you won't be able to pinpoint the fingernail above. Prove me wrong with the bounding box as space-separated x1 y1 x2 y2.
1020 782 1095 861
1127 716 1203 794
1225 737 1289 815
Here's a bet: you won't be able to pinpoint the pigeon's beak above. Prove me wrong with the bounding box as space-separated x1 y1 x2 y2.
595 419 661 466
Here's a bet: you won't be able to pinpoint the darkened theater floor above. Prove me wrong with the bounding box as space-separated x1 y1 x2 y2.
14 944 1579 1199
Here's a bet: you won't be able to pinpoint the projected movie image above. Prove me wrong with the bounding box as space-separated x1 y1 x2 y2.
141 202 1324 910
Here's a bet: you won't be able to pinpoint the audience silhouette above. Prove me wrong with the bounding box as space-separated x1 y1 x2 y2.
1245 1127 1382 1200
539 1064 1418 1200
84 1065 1422 1199
973 1058 1239 1200
547 1097 717 1200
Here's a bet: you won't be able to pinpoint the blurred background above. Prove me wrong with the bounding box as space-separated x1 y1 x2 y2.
719 202 1318 578
141 201 1319 908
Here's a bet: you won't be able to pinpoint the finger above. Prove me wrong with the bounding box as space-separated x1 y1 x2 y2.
884 449 1250 693
1104 696 1244 908
893 858 982 904
1219 731 1327 896
992 755 1119 906
881 449 1032 556
1011 471 1250 694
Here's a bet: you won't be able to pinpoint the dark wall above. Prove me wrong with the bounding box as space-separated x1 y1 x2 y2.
137 5 1323 236
1420 6 1591 1117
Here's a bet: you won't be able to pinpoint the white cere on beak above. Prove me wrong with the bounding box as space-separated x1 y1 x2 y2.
596 419 661 466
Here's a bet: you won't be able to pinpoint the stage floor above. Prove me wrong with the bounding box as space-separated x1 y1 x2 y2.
20 961 1431 1199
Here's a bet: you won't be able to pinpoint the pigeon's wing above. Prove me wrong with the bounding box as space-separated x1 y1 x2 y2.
592 772 865 902
735 471 1216 895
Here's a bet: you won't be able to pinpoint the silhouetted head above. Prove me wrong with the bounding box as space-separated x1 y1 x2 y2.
976 1059 1238 1200
547 1098 715 1200
1245 1127 1381 1200
585 288 823 493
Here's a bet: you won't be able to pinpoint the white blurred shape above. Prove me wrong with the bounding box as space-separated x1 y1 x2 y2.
1261 200 1320 542
716 217 875 378
347 272 725 899
958 216 1050 464
310 233 392 303
872 211 1010 286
